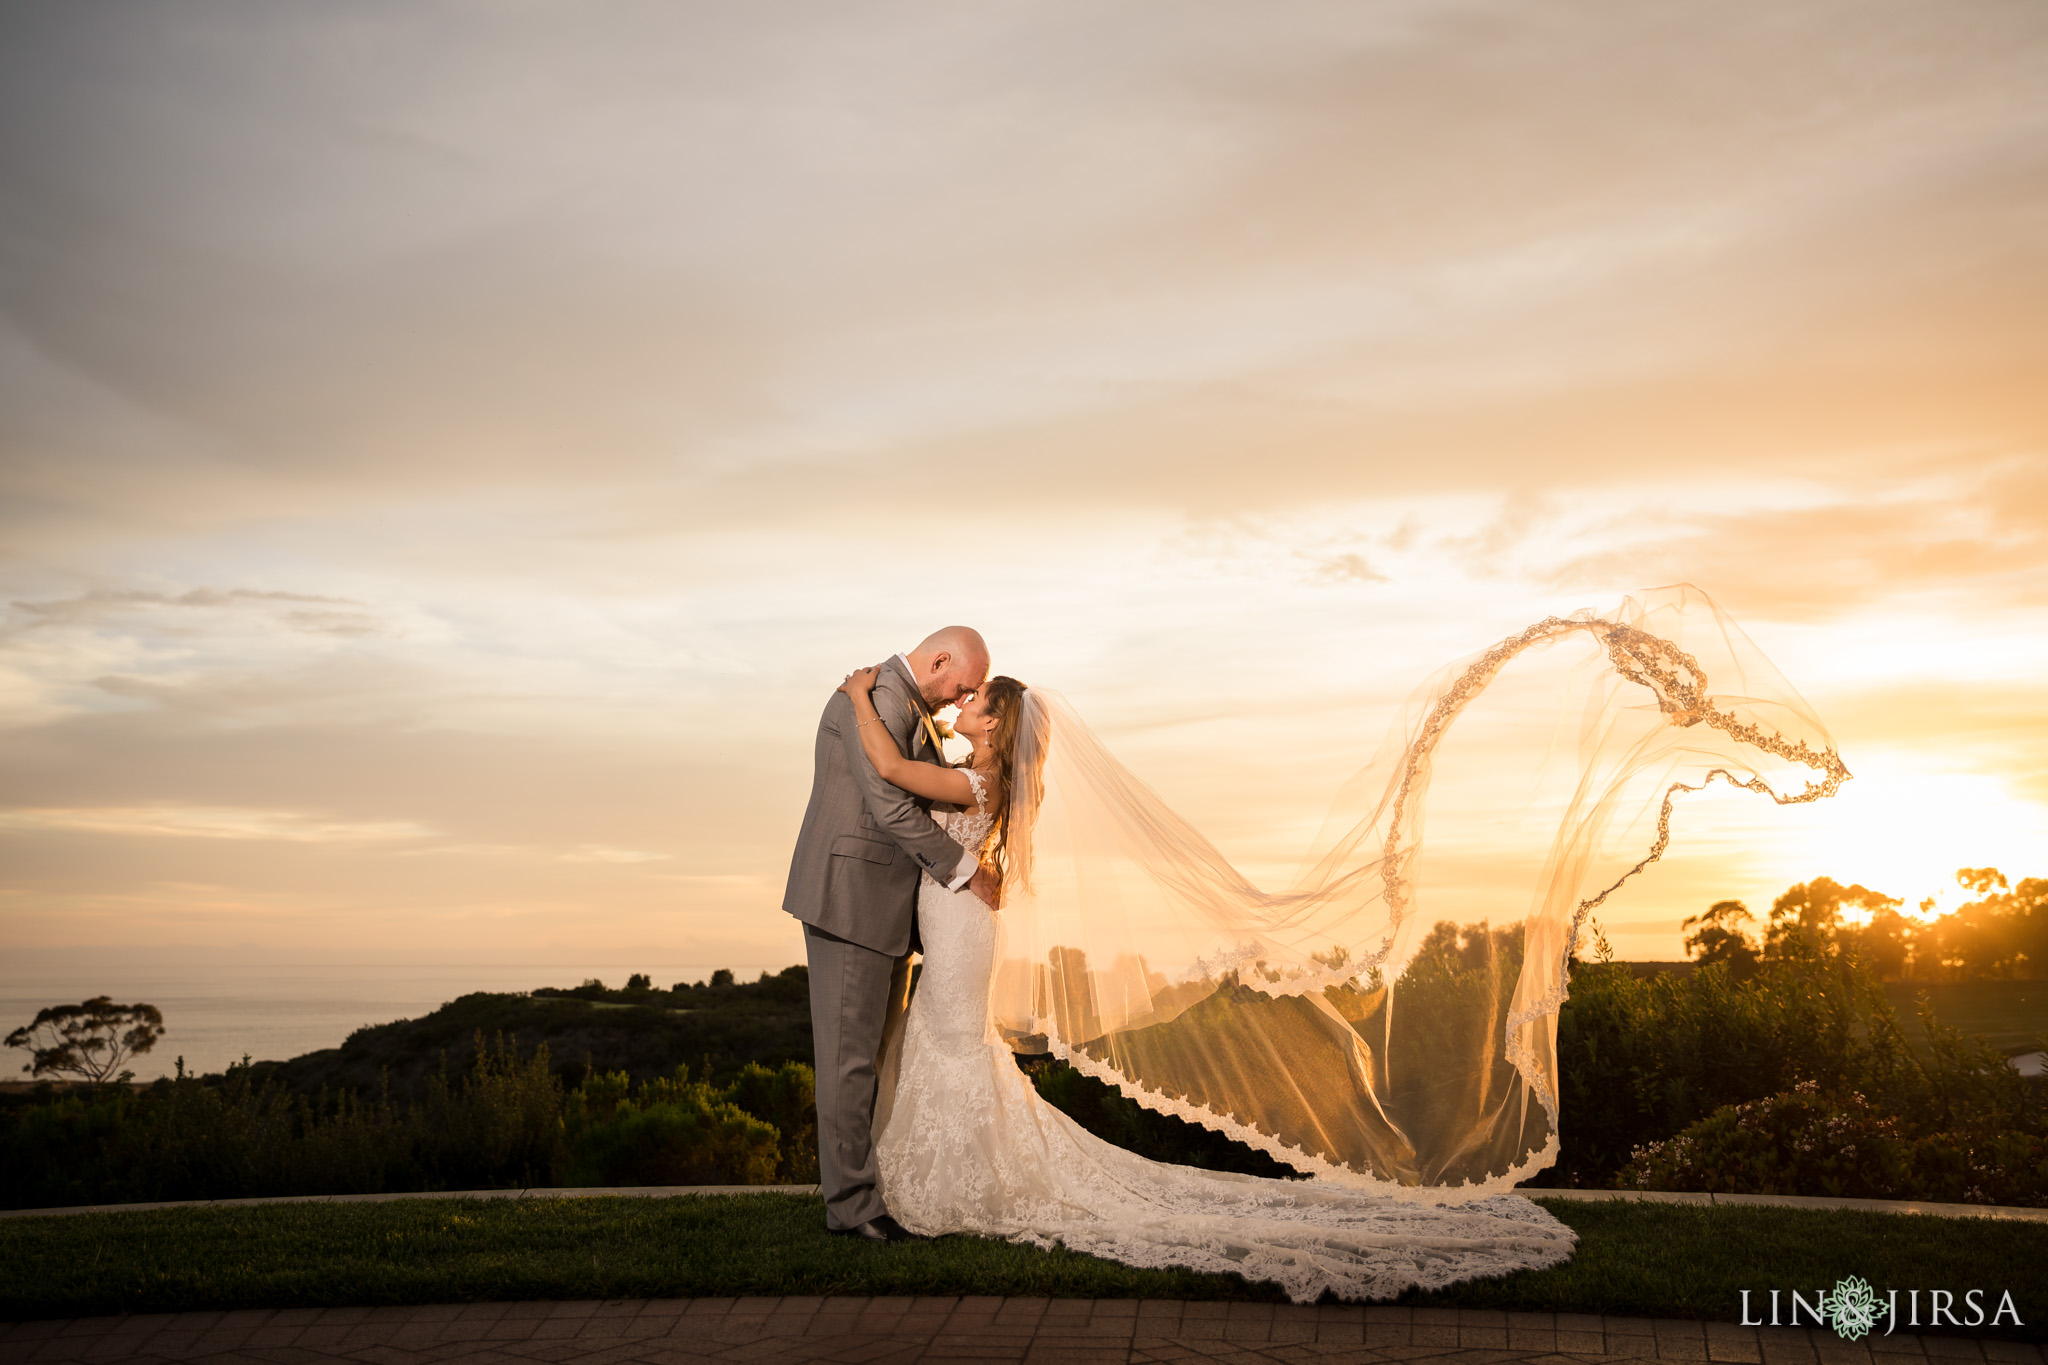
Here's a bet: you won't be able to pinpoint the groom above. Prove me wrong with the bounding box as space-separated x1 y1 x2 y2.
783 625 1000 1241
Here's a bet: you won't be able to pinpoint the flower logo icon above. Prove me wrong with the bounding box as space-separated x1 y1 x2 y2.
1825 1276 1881 1341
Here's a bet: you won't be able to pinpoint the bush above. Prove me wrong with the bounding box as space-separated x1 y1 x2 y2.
1615 989 2048 1205
560 1066 780 1187
1542 932 1924 1185
723 1061 819 1184
1901 1129 2048 1206
1619 1080 2048 1206
0 1035 821 1208
1619 1081 1912 1198
0 1033 563 1209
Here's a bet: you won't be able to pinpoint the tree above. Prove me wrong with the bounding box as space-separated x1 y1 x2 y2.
5 997 164 1086
1766 877 1899 958
625 973 653 991
710 968 735 988
1857 905 1915 980
1923 867 2048 980
1957 867 2009 895
1682 900 1760 978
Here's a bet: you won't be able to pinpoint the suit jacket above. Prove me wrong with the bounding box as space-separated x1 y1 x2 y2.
783 655 965 955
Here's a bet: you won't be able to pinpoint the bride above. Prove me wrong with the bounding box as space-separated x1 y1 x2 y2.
834 586 1845 1303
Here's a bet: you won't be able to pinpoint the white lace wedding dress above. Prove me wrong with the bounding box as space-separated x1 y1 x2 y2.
872 770 1576 1304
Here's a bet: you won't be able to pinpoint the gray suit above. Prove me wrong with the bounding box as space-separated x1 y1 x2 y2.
783 656 964 1228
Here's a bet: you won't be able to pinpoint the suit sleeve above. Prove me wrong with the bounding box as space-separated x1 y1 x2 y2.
829 688 971 878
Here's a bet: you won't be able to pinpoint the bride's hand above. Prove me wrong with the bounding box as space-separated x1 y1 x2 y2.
837 666 880 697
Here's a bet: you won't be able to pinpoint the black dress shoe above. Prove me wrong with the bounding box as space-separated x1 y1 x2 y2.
828 1214 923 1242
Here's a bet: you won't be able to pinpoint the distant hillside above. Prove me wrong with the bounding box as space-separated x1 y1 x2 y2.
230 960 1714 1104
248 968 813 1103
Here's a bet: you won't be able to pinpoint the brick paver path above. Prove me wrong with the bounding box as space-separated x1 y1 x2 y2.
4 1298 2041 1365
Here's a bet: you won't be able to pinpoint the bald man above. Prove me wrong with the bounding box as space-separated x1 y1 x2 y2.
783 626 999 1240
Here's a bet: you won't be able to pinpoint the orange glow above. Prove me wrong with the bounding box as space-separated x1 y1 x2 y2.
1 4 2044 998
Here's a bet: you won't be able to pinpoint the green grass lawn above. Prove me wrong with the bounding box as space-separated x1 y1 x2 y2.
2 1194 2042 1340
1886 981 2048 1056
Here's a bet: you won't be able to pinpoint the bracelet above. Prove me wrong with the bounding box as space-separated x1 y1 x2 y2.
858 718 885 729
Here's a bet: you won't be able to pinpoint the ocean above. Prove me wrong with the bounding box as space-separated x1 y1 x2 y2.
0 959 793 1082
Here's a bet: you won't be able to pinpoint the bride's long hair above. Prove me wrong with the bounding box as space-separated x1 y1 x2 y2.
967 675 1031 878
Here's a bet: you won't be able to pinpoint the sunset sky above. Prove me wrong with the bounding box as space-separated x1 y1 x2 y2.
3 1 2046 984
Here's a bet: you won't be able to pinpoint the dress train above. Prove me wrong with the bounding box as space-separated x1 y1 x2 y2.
872 772 1574 1303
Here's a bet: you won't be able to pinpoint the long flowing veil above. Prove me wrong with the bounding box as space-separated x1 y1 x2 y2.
992 584 1848 1199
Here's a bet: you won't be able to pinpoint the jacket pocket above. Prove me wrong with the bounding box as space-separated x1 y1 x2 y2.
831 835 895 865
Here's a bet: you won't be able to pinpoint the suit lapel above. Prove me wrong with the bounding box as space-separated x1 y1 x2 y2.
887 657 943 762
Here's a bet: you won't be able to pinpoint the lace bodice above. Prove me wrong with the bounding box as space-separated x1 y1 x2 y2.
934 767 993 857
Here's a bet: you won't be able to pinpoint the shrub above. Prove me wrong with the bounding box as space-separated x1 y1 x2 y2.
1612 985 2048 1204
0 1033 563 1209
1619 1080 2048 1206
1619 1081 1913 1199
560 1065 780 1186
0 1035 820 1208
1544 934 1923 1185
723 1061 819 1183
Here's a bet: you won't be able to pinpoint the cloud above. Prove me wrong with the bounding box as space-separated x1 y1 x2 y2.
1815 681 2048 807
1542 461 2048 618
73 658 433 728
1 0 2043 537
12 586 352 612
6 587 373 636
0 804 436 844
1309 553 1389 585
558 845 672 865
280 610 380 637
1 0 2045 970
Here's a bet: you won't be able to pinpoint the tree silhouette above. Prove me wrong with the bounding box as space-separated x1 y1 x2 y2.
5 997 164 1086
1682 900 1760 978
1766 877 1899 957
1924 867 2048 979
1856 904 1915 980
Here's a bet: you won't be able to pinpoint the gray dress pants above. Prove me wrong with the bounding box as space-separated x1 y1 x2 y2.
804 923 912 1230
